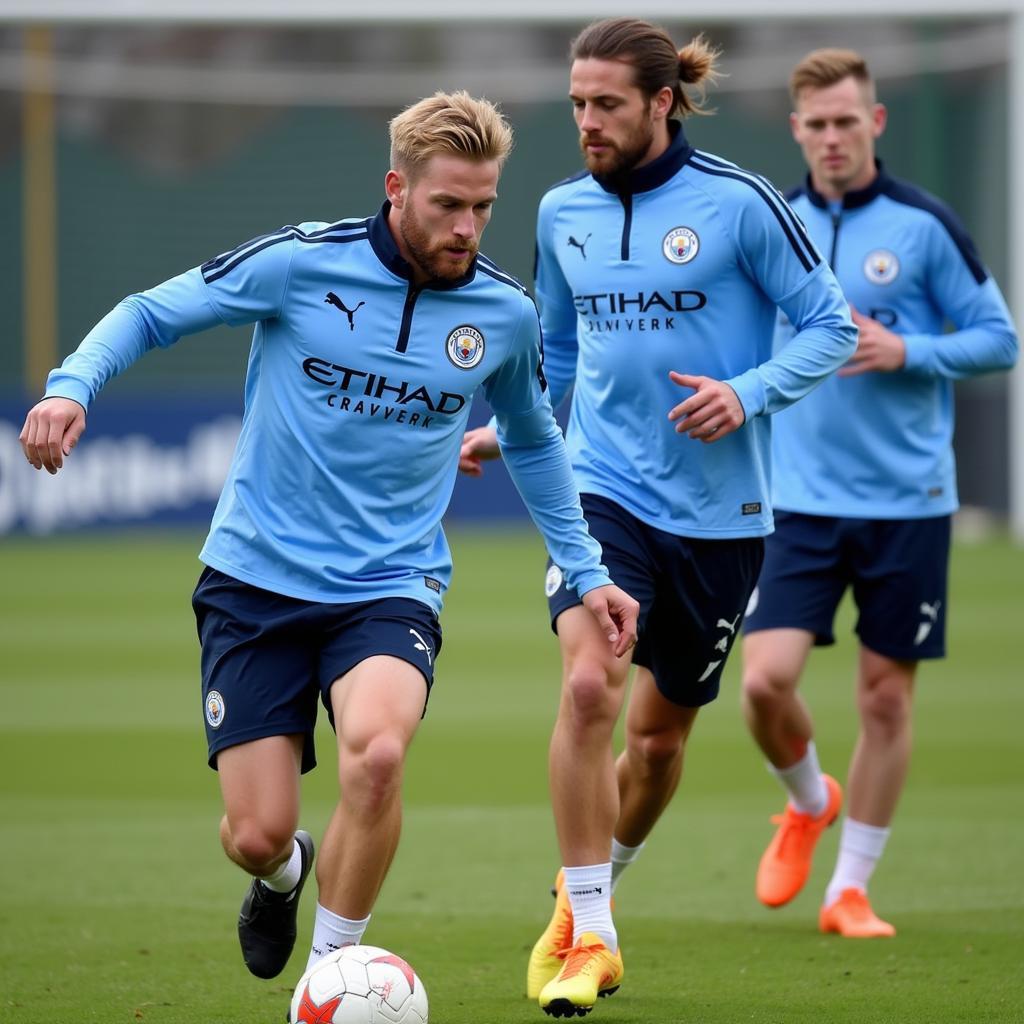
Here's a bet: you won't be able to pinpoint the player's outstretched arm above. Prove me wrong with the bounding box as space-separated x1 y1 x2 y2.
458 425 500 476
20 397 87 474
581 584 640 659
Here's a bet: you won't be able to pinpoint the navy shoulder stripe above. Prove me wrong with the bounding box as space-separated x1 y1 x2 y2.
881 179 987 285
477 256 530 297
201 220 370 284
541 169 590 198
689 153 820 274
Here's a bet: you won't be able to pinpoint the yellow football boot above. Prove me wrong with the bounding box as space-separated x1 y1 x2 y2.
538 932 623 1018
527 871 573 1000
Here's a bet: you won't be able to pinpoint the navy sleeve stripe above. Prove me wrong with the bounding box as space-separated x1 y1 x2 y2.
200 220 371 280
690 154 820 274
881 179 988 285
201 229 368 284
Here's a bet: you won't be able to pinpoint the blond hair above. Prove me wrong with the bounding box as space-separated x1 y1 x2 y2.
789 48 876 105
389 91 514 178
570 18 721 118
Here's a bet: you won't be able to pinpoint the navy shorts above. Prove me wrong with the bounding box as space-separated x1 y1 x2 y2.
743 511 950 660
191 567 442 773
546 494 764 707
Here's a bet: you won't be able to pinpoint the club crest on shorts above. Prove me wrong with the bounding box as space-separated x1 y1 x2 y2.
446 325 485 369
662 226 699 264
205 690 226 729
863 249 900 285
545 564 564 598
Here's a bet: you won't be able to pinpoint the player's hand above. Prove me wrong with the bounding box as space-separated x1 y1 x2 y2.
582 584 640 659
667 372 745 442
840 306 906 377
458 425 500 476
20 397 87 474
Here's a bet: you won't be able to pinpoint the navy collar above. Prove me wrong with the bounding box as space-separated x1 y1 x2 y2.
594 120 694 196
367 201 477 289
801 160 890 211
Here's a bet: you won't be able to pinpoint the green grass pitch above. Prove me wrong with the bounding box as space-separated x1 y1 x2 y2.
1 527 1022 1023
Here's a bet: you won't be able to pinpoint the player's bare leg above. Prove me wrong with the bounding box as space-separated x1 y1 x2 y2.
741 629 816 768
614 667 698 857
846 647 915 826
742 630 842 908
536 606 630 1015
310 656 426 962
318 655 426 915
218 736 313 978
819 648 914 937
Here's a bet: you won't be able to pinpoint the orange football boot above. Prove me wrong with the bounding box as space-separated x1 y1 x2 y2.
756 773 842 907
819 888 895 937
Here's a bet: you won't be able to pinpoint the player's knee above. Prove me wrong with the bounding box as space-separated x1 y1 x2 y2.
741 667 788 716
563 663 616 725
344 731 407 809
860 679 912 734
229 819 295 872
628 726 683 775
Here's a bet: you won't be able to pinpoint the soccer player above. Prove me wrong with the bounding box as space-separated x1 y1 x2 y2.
740 49 1018 937
458 19 857 1016
19 91 639 1006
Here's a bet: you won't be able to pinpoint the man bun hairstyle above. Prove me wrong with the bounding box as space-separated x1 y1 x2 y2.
789 48 875 104
570 17 721 117
389 90 514 177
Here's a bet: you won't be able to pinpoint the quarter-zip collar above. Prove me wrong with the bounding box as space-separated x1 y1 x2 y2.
593 119 694 197
367 200 477 290
801 160 890 211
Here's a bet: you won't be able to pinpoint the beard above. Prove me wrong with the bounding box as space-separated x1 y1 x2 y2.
579 118 655 183
399 204 477 282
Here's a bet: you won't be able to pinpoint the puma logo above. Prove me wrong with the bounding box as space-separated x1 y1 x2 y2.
914 600 942 646
325 291 365 331
567 233 592 259
716 613 741 636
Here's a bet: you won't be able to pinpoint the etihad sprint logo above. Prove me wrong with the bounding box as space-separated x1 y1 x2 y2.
303 357 467 429
574 288 706 333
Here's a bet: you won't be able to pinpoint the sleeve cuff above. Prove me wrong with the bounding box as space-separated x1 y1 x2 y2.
572 569 614 598
43 378 93 411
901 333 930 372
723 368 766 420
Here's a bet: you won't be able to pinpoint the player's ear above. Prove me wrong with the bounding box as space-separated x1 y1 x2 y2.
871 103 887 139
385 169 407 209
788 111 801 143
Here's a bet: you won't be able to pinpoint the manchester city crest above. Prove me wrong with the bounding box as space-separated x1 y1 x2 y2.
863 249 900 285
446 325 485 369
662 226 700 265
545 564 565 598
205 690 226 729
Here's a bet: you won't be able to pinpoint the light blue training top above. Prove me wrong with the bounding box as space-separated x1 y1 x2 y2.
772 164 1018 518
44 203 611 611
535 122 858 539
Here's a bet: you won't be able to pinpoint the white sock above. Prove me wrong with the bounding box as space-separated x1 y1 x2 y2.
610 839 645 893
825 818 891 906
769 741 828 817
306 904 371 972
564 863 616 952
259 837 303 894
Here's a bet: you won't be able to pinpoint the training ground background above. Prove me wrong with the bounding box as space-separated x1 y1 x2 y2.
0 528 1021 1024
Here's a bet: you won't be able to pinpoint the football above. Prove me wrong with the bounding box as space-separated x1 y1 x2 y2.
290 945 428 1023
